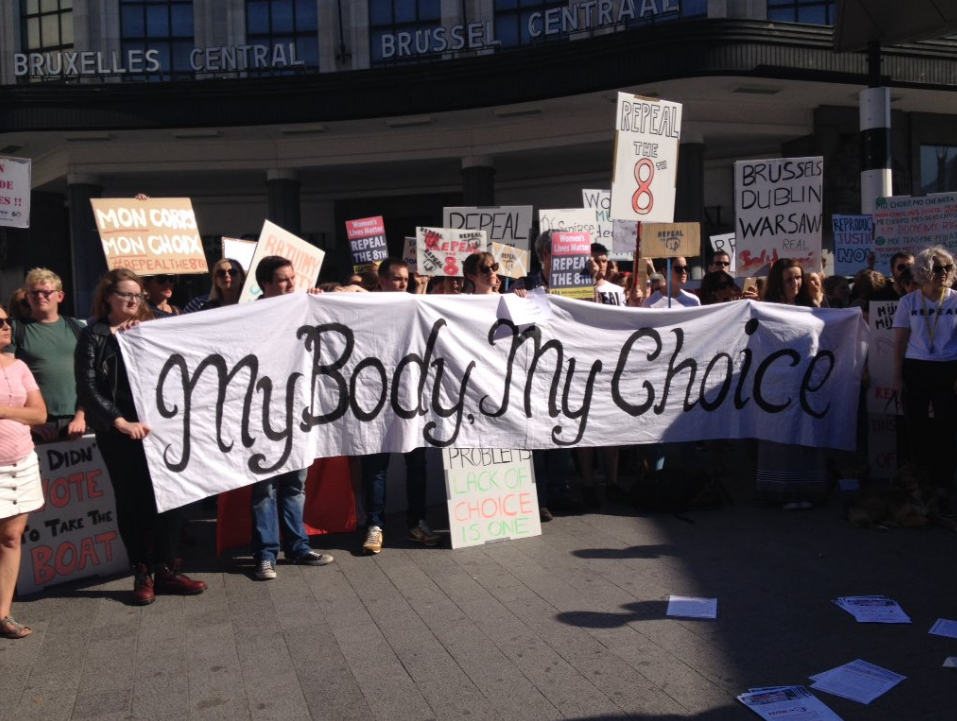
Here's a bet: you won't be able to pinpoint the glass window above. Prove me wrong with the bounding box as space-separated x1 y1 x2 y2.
921 146 957 194
121 0 195 80
369 0 442 65
767 0 835 25
244 0 319 75
20 0 73 52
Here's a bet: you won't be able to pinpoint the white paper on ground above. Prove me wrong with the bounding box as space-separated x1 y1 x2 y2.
667 595 717 619
737 686 845 721
943 657 957 668
809 659 905 704
928 618 957 639
833 595 911 623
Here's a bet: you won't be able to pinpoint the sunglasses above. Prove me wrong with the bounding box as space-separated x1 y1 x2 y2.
712 260 731 267
152 276 176 285
932 264 954 275
113 291 146 304
895 264 911 272
216 268 239 278
673 265 689 273
27 289 60 299
0 318 9 328
479 263 500 276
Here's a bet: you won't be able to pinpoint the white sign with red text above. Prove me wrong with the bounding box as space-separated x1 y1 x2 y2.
238 220 325 303
0 156 31 228
416 227 486 277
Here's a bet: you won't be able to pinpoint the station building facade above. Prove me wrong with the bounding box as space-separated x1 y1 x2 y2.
1 0 957 311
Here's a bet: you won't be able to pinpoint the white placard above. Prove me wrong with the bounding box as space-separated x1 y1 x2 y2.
222 237 257 271
416 227 486 277
610 93 681 223
866 300 901 415
117 295 868 512
443 206 533 250
0 156 31 228
489 242 529 279
238 220 325 303
709 233 736 273
734 157 824 276
873 193 957 275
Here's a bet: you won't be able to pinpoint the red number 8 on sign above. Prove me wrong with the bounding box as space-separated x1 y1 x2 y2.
632 158 655 215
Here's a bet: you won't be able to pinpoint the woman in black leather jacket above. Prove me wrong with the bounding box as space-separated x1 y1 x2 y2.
75 269 206 605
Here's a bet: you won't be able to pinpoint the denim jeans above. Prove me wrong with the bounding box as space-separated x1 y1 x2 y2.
361 448 427 528
250 468 311 563
533 448 572 506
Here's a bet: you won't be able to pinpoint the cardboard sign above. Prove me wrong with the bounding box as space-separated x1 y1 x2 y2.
238 220 325 303
734 157 824 276
443 206 533 250
416 227 485 277
549 231 592 298
490 242 530 279
710 233 736 273
222 237 257 270
17 436 129 595
539 208 600 239
91 197 208 275
868 414 899 480
443 448 541 549
873 193 957 275
402 236 418 273
641 222 700 259
867 300 902 415
610 93 681 223
0 155 31 228
833 215 874 276
346 216 388 274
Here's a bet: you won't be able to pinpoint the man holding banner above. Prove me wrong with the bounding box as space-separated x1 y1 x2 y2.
249 256 334 580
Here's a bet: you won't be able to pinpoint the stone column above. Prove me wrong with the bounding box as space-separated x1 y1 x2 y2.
267 169 302 236
461 156 495 206
68 173 104 317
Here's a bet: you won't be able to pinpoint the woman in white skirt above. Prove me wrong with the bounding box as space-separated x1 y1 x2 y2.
0 304 48 639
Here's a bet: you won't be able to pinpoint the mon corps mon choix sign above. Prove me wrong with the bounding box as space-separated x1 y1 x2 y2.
91 198 208 274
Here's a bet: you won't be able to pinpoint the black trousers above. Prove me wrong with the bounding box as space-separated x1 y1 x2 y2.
902 358 957 493
96 429 182 570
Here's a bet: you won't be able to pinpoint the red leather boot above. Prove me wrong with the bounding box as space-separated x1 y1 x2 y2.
154 560 207 595
132 564 155 606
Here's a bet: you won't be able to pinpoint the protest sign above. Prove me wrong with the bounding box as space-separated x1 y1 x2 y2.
443 206 533 250
710 233 736 273
490 241 529 279
873 193 957 274
238 220 325 303
610 93 681 223
612 219 639 256
444 448 541 549
539 207 599 237
867 300 901 415
0 156 31 228
734 157 824 276
416 227 485 277
17 436 129 595
222 237 257 270
833 215 874 276
583 190 632 262
402 236 418 273
641 223 700 259
549 231 593 299
118 294 868 512
346 216 388 274
91 197 208 275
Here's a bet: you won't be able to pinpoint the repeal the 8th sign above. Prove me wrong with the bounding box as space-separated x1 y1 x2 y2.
443 448 542 549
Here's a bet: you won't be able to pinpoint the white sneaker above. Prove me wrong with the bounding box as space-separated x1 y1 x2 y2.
363 526 383 554
255 559 277 580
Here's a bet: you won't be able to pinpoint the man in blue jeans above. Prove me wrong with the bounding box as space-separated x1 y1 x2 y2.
250 256 334 580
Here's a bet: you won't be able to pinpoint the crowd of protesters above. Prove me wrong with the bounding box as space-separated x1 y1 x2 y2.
0 226 951 639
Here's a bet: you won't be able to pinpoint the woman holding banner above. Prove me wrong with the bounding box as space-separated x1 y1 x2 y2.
75 269 207 606
893 246 957 516
755 258 829 509
0 305 47 639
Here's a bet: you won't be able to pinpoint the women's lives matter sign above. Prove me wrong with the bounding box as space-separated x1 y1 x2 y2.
611 93 681 223
346 215 388 273
549 231 593 298
734 157 823 276
443 448 541 549
17 437 128 595
91 197 208 274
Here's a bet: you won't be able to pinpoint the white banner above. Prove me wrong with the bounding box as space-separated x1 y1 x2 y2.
443 206 533 250
734 157 824 276
0 156 31 228
18 436 129 595
118 294 868 512
610 93 681 223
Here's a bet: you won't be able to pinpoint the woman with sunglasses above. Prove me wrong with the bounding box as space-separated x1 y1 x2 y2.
893 246 957 515
463 252 500 295
0 305 47 638
143 275 181 318
75 269 206 605
201 258 246 310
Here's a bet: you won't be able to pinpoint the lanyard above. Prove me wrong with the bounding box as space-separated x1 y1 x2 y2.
921 289 947 352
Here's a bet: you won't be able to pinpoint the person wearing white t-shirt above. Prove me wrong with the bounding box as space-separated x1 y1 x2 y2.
893 245 957 515
642 258 701 308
